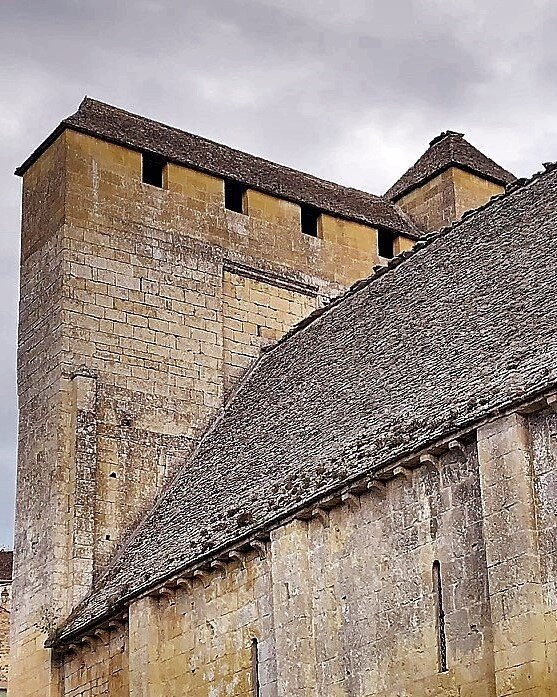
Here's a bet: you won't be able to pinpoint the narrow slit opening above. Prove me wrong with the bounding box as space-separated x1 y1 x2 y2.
225 180 247 214
378 228 395 258
300 205 320 237
433 560 448 673
142 153 166 188
251 638 260 696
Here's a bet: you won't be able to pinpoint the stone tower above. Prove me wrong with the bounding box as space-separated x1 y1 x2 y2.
386 130 515 231
10 99 418 696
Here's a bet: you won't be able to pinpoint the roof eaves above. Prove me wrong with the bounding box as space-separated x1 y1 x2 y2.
15 100 420 239
388 160 513 203
14 122 68 177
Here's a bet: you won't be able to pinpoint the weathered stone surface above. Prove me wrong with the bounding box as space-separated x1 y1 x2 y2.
395 166 505 232
68 158 557 638
11 105 415 697
11 101 557 697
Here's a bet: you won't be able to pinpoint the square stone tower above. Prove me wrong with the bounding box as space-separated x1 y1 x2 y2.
385 130 514 232
10 98 417 696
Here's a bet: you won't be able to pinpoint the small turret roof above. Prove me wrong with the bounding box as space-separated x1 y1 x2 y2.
385 130 515 201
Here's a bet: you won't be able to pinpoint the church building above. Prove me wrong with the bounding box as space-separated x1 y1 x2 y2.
9 98 557 696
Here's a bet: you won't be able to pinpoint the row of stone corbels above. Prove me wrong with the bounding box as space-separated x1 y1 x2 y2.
57 435 467 659
56 389 557 659
142 438 470 599
150 536 270 600
63 612 128 656
295 437 467 527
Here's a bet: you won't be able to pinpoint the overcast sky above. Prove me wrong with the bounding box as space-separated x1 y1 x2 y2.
1 0 557 548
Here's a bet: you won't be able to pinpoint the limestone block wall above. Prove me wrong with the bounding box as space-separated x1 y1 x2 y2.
62 625 128 697
0 601 9 690
394 169 457 232
11 134 71 697
222 269 318 395
452 169 504 222
50 407 557 696
55 439 500 697
0 573 12 691
526 409 557 692
395 166 505 232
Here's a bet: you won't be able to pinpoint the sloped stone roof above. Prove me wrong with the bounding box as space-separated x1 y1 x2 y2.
385 130 515 201
15 98 419 239
57 163 557 642
0 552 12 582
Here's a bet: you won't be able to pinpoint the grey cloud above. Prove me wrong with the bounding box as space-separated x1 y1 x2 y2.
1 0 557 546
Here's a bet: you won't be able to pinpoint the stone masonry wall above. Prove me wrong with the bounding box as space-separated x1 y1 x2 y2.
62 625 128 697
395 166 505 232
0 578 11 689
526 409 557 692
12 129 412 697
395 168 457 232
452 168 504 222
222 269 319 395
0 604 9 690
56 438 501 697
47 408 557 697
11 133 71 697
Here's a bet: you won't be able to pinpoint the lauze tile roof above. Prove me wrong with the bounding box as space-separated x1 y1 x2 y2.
58 161 557 642
385 130 515 201
16 98 420 239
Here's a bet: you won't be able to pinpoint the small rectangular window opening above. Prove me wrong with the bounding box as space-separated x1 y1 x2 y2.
301 205 320 237
433 560 448 673
251 638 260 696
225 180 247 214
378 229 395 258
142 153 166 188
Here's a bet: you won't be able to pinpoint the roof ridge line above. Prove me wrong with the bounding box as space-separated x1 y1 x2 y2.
70 98 390 204
428 130 464 147
266 160 557 354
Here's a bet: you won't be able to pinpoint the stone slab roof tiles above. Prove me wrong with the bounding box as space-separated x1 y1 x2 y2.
0 552 12 582
15 97 420 239
57 162 557 642
385 130 515 201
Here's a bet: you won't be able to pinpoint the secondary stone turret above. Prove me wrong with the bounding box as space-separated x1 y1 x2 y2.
386 130 515 231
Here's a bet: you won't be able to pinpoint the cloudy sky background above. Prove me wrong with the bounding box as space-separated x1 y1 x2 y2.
1 0 557 547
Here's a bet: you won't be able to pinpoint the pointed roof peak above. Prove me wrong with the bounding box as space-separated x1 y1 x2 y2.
428 130 464 147
386 131 515 201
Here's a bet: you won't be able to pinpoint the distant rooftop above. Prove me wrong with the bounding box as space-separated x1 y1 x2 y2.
0 552 12 582
15 97 420 239
386 130 515 201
